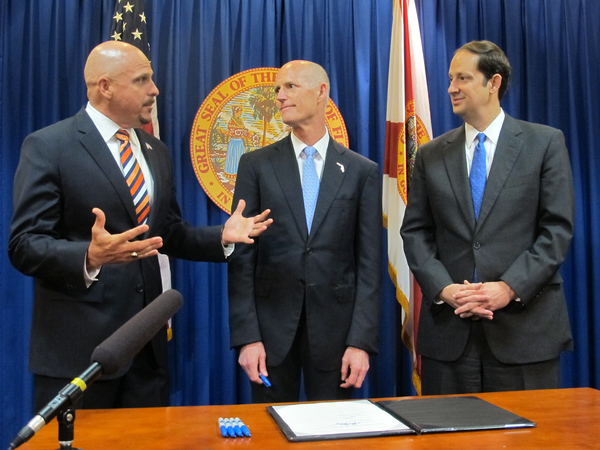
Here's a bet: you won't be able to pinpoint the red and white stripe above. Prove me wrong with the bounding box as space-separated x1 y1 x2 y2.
382 0 432 395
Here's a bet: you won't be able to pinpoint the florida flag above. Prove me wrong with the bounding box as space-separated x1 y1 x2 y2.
382 0 432 395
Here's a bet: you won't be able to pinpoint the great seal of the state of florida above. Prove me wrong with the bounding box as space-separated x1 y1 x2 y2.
190 67 349 213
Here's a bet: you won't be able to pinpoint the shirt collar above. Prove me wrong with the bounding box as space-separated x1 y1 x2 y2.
290 129 330 160
465 109 505 147
85 102 137 145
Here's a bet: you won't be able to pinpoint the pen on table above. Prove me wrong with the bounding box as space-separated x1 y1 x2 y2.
259 373 271 387
224 418 236 437
232 418 243 437
235 417 251 437
218 417 228 437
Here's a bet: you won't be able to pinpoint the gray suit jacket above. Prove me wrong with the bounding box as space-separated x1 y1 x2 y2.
9 108 225 379
228 135 382 371
401 114 574 364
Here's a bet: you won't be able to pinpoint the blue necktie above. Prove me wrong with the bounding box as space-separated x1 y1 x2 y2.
470 133 487 220
302 146 320 233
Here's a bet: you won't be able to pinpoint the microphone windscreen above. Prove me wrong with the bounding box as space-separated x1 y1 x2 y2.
91 289 183 376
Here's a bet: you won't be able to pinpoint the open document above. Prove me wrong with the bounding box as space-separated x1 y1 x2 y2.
267 399 415 442
267 396 536 442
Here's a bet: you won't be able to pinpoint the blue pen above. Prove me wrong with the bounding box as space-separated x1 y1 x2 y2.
259 373 271 387
224 418 236 437
231 417 243 437
218 417 228 437
235 417 251 437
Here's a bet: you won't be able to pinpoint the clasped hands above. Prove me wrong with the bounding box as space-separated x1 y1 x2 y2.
86 199 272 271
440 280 516 320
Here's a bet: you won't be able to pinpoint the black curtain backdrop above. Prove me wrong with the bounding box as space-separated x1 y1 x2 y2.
1 0 598 445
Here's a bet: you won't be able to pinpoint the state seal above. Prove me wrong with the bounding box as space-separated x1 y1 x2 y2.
190 67 349 213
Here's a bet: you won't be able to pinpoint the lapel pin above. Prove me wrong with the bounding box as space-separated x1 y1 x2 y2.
146 143 153 150
337 162 345 173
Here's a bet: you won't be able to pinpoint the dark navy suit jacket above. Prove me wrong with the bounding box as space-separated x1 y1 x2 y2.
228 135 382 371
9 108 225 379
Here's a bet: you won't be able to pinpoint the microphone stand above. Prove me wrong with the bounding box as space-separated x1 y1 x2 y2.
55 409 82 450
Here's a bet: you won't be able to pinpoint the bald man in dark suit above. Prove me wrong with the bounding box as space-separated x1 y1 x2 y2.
228 60 382 402
9 41 271 410
401 41 574 395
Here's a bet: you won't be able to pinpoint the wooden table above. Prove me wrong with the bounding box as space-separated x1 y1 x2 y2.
18 388 600 449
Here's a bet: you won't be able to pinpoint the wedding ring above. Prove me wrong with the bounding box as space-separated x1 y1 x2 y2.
131 251 138 258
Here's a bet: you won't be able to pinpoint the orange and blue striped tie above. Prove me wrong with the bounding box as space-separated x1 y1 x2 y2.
115 129 150 225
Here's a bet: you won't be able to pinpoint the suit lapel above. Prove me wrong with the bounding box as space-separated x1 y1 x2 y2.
442 127 474 225
270 136 308 237
309 139 348 240
76 110 139 225
136 130 160 229
476 115 523 232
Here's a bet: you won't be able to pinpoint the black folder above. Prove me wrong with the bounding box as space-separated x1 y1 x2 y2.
376 396 536 434
266 396 535 442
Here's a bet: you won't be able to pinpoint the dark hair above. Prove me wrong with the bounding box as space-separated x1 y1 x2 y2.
456 41 512 100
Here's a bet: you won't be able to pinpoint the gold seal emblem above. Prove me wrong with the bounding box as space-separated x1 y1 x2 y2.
397 100 431 203
190 67 349 213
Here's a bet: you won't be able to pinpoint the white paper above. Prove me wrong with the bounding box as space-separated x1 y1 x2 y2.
271 399 412 437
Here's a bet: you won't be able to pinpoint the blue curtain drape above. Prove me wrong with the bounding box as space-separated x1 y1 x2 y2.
1 0 598 446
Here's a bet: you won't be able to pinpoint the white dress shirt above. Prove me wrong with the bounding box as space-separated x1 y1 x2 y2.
465 109 505 177
290 128 329 182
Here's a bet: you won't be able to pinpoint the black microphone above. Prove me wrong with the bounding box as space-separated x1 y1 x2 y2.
8 289 183 450
91 289 183 375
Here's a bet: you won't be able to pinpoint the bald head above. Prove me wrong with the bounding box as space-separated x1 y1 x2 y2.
275 60 330 143
84 41 158 128
85 42 140 97
279 60 330 98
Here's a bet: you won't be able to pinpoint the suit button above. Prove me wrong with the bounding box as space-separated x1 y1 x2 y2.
306 248 313 254
136 284 144 293
473 242 481 250
299 279 305 285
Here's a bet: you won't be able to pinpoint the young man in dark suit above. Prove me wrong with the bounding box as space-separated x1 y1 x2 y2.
401 41 575 394
228 60 382 402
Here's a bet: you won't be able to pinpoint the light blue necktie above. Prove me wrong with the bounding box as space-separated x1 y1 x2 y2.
470 133 487 221
302 146 320 233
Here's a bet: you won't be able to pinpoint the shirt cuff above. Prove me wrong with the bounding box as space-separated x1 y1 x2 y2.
223 243 235 258
84 253 100 288
221 227 235 258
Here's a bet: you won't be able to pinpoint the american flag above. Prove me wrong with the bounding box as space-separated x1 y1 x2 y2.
109 0 159 137
110 0 150 55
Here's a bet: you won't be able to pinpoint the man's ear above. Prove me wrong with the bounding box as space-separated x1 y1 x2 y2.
97 77 112 99
317 82 328 102
489 74 502 94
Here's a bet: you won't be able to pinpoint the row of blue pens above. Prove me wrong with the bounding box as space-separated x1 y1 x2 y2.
219 417 251 437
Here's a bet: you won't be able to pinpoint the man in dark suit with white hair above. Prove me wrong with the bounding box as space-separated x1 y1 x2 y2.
228 60 382 402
